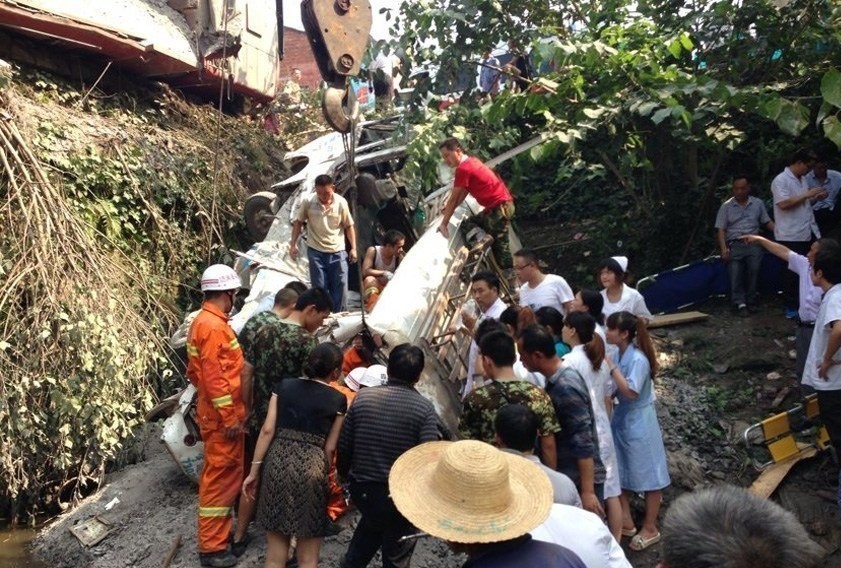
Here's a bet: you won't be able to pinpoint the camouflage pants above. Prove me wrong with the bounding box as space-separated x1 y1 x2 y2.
460 201 515 268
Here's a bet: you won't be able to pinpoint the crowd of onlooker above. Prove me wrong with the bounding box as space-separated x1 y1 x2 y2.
186 240 833 568
183 143 841 568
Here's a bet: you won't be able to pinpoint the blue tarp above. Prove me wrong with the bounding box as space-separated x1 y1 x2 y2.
638 253 785 314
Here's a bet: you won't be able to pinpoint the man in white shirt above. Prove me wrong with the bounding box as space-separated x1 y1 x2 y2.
741 235 826 386
533 504 632 568
495 404 581 508
772 149 826 317
281 68 303 106
808 156 841 238
369 51 399 110
462 271 508 397
514 248 574 315
801 239 841 517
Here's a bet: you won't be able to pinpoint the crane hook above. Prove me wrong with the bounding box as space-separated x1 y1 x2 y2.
322 84 359 134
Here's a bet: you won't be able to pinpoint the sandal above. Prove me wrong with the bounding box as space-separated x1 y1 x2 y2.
629 532 661 551
621 526 638 538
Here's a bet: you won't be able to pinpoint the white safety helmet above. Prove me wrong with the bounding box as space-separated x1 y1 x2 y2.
360 364 388 388
200 264 241 292
345 364 388 392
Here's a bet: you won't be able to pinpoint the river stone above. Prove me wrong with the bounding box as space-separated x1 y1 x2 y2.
667 450 706 489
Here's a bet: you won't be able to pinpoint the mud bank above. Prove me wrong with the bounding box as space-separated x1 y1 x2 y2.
32 425 463 568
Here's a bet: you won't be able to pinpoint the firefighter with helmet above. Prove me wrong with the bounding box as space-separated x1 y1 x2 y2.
187 264 247 567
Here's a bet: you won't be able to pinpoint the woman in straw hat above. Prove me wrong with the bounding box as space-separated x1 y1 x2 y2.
389 440 586 567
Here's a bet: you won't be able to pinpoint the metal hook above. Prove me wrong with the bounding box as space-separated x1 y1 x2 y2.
322 85 359 134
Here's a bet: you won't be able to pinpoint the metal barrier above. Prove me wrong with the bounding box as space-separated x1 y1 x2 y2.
743 394 833 470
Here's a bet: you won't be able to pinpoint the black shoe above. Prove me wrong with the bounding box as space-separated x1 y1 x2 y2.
230 532 251 558
199 551 238 568
737 304 749 318
747 304 759 314
324 520 342 536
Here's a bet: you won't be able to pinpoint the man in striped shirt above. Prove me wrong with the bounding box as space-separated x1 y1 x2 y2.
337 344 441 568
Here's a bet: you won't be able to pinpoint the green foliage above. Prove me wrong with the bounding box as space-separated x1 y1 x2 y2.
820 68 841 147
0 67 289 524
702 383 757 414
1 296 159 509
391 0 841 275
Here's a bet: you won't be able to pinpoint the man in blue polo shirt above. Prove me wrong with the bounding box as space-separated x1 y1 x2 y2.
715 174 775 315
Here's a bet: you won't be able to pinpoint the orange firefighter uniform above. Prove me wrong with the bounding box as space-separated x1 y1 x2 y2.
186 302 246 554
326 382 355 521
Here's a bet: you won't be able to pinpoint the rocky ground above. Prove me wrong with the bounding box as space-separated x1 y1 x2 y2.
32 296 841 567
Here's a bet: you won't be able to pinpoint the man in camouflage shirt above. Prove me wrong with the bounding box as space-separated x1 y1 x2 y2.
237 286 299 418
232 287 333 550
459 331 559 469
239 287 332 430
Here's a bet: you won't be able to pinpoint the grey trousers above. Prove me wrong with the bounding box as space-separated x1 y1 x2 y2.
728 240 764 306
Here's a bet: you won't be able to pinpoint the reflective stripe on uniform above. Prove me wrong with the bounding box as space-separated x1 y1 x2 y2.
186 343 199 357
229 339 240 350
199 506 232 517
211 394 233 408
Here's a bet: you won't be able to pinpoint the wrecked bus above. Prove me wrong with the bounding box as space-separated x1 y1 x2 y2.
153 124 522 480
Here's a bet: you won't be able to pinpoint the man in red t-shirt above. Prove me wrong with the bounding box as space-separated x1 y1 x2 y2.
438 137 516 267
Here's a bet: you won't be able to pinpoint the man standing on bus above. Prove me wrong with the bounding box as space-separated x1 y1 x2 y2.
437 137 515 268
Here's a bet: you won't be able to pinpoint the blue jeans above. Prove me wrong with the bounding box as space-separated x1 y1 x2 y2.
307 247 347 311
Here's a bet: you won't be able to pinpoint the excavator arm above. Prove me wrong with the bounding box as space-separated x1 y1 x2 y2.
301 0 373 132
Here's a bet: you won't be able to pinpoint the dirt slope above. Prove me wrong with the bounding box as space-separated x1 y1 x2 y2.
32 424 462 568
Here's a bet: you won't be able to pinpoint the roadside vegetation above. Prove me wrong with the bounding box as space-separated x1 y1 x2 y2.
395 0 841 283
0 65 296 525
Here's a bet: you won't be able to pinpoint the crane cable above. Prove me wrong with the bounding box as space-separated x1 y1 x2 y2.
208 0 232 259
340 106 367 325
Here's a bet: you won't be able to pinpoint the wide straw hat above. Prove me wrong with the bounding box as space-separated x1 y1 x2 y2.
389 440 552 543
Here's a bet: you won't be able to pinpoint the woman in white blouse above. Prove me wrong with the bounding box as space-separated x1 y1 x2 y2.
598 256 653 322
